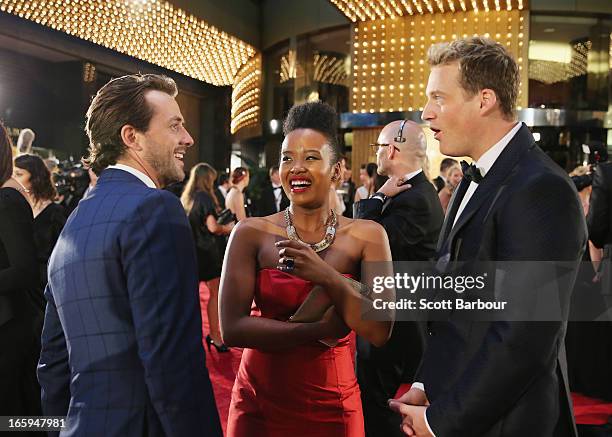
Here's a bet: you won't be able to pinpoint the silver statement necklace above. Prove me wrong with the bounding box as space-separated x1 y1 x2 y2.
284 207 337 253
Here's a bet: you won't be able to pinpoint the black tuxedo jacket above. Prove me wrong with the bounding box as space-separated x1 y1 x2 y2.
587 161 612 248
419 124 586 437
354 171 444 261
258 183 289 216
433 175 445 193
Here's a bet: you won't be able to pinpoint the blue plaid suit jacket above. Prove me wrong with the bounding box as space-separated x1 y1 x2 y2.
37 168 222 437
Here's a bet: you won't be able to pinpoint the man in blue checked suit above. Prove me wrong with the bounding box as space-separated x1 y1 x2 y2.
37 74 222 437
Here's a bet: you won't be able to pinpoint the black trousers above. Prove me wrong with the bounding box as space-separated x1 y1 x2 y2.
0 316 43 417
356 322 425 437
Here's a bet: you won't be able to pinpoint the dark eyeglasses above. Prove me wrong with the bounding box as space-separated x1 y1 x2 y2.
369 143 400 152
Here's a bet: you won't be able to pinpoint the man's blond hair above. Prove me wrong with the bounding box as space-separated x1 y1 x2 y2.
427 37 519 120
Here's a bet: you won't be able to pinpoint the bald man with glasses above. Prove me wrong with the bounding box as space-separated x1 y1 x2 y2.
354 120 444 437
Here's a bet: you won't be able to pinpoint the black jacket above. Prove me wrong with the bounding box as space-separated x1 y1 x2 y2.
433 175 445 193
258 183 289 216
419 124 585 437
587 161 612 248
354 171 444 261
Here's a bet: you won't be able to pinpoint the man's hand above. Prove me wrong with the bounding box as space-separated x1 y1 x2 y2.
388 402 433 436
393 387 430 406
377 175 412 198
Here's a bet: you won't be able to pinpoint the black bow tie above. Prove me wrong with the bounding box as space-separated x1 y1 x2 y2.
273 186 282 191
461 160 484 184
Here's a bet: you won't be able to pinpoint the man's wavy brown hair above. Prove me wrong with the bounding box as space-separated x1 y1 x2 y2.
82 74 177 174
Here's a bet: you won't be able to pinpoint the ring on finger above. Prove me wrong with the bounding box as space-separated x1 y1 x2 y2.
283 256 295 270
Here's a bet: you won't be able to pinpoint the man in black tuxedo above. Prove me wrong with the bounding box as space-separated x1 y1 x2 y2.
258 165 289 216
354 120 444 437
389 37 586 437
587 161 612 251
432 158 458 192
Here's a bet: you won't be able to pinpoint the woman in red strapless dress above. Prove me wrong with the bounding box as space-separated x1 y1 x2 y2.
219 101 395 437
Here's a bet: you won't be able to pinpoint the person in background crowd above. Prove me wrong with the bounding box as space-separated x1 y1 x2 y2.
13 154 66 295
339 156 356 218
17 128 35 155
217 172 230 200
372 166 388 194
329 172 346 216
225 167 250 221
437 164 463 213
0 121 42 421
81 166 99 199
259 165 289 216
43 158 58 173
354 162 377 202
37 73 222 436
581 159 612 401
432 157 459 192
354 120 444 437
181 163 234 353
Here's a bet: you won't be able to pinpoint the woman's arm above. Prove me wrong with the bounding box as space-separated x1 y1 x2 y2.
276 221 395 347
205 215 233 235
219 220 346 351
226 190 247 221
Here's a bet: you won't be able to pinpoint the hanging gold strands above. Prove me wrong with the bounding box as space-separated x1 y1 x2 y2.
284 208 338 253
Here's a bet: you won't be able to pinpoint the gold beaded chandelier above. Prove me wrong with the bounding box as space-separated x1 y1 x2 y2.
0 0 257 87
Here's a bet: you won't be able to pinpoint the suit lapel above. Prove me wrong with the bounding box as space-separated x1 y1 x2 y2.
436 178 470 253
442 124 535 257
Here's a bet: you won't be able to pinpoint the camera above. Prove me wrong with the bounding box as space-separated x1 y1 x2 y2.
53 160 90 212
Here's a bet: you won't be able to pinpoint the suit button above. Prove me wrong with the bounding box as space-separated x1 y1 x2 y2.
428 330 434 336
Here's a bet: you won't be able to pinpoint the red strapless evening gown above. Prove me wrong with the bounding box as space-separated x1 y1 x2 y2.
226 268 365 437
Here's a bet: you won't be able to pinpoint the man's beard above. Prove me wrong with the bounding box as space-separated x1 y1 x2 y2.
144 147 183 187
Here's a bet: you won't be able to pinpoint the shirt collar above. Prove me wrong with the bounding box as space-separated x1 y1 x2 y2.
107 164 157 188
475 122 522 177
403 168 423 182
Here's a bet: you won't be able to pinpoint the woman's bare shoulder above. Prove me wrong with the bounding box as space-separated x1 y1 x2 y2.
340 216 387 238
232 214 284 236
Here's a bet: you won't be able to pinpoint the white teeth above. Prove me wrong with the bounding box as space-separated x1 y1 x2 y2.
174 152 184 160
291 180 311 187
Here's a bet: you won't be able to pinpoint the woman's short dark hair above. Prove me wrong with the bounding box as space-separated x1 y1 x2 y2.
366 162 378 178
282 101 341 163
0 121 13 186
14 154 57 203
82 74 178 175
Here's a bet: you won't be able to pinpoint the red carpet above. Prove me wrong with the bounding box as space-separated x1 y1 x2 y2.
199 283 612 434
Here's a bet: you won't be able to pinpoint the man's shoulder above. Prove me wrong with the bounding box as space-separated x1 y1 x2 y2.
515 147 573 190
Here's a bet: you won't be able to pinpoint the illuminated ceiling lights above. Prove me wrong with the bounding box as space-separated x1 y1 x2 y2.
329 0 528 20
350 9 527 113
231 54 261 134
280 49 297 83
0 0 256 86
314 53 349 86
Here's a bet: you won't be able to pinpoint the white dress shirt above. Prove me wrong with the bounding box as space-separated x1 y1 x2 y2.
452 122 523 227
107 164 157 188
272 183 283 212
415 122 523 437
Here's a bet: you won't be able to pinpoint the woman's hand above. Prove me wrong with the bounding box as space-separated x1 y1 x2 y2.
275 240 338 284
317 306 350 340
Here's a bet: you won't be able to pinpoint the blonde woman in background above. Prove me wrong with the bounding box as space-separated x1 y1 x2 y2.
438 164 463 214
181 163 234 352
